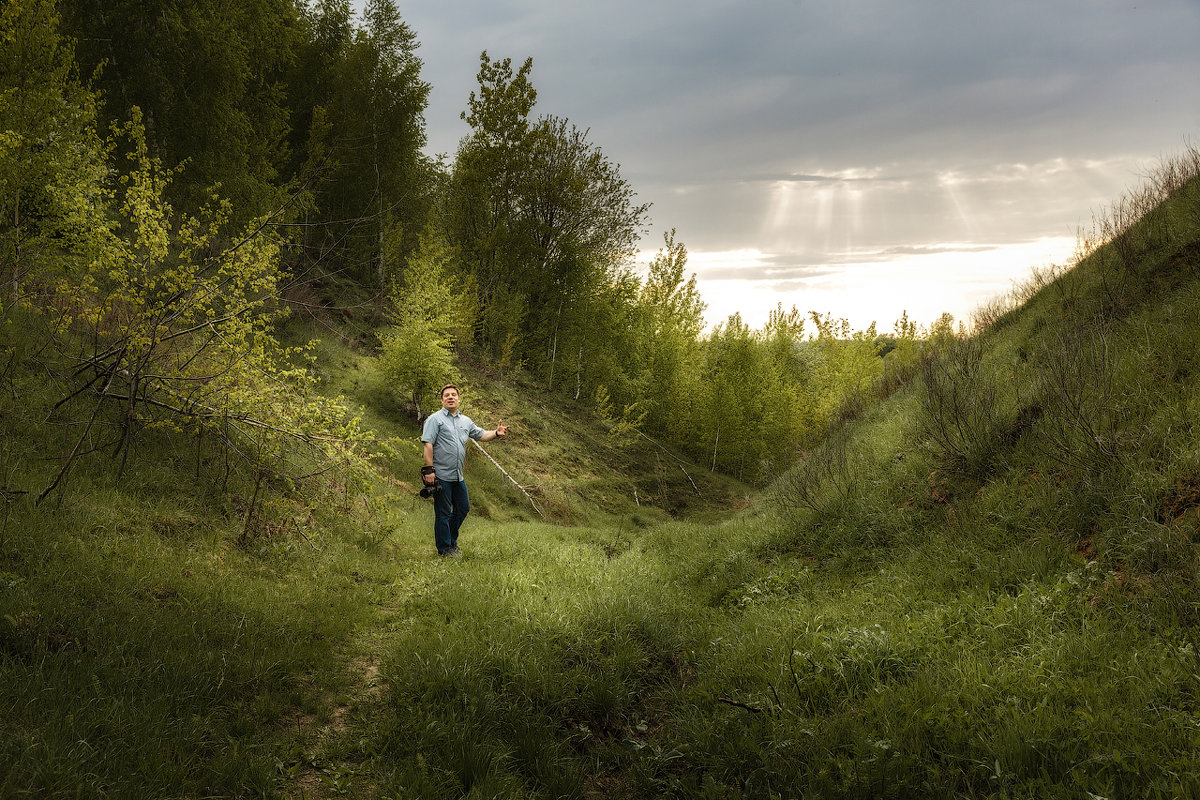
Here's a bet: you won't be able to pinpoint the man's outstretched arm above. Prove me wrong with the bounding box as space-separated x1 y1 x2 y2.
479 420 509 442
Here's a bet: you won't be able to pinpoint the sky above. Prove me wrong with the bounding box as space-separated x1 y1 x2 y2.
366 1 1200 331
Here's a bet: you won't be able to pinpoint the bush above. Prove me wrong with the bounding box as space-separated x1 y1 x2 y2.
915 337 1016 481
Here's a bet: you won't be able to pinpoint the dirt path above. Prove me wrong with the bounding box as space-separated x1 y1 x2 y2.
289 602 399 798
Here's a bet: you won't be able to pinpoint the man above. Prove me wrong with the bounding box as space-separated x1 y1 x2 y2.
421 384 508 557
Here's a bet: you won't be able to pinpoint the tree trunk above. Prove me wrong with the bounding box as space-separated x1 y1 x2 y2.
375 161 385 285
547 298 563 389
6 191 19 306
574 346 583 401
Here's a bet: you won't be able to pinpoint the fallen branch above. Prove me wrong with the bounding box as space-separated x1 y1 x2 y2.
90 388 354 445
38 362 123 504
39 370 365 502
633 428 702 496
717 697 766 714
471 439 545 519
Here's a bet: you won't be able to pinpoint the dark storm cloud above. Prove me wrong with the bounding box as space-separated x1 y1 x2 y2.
391 0 1199 233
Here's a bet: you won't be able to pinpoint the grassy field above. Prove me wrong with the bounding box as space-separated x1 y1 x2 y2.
4 167 1200 798
4 454 1199 798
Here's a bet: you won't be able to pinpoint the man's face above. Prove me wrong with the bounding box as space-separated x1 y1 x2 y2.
441 387 460 412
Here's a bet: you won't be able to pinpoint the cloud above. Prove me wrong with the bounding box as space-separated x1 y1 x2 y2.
360 0 1200 323
875 244 1001 257
398 1 1200 167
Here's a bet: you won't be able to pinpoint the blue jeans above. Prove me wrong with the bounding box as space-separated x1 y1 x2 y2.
433 479 470 554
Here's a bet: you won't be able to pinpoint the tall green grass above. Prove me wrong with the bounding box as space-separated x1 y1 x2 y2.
338 502 1200 798
0 491 384 797
4 149 1200 798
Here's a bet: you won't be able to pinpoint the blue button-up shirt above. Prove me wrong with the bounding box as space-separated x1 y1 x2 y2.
421 407 484 481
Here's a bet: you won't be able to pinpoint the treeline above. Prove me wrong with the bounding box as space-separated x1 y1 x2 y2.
1 0 958 490
368 47 963 482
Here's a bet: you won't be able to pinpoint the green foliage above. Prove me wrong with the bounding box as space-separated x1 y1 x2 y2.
0 1 377 508
445 52 650 387
58 0 433 285
63 0 299 225
632 230 707 437
376 229 474 417
916 335 1015 481
594 384 647 450
0 0 108 315
641 230 706 342
807 312 885 417
479 283 528 375
11 10 1200 797
9 141 1200 795
699 313 774 479
444 51 537 309
26 109 370 504
461 51 538 144
288 0 433 285
2 0 953 491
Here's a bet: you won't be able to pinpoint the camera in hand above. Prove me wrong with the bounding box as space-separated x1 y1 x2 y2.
419 466 441 499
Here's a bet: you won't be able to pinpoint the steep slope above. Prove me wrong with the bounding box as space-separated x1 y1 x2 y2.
282 311 754 527
339 156 1200 797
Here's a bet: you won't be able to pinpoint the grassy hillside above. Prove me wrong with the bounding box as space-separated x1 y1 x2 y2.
279 309 752 526
4 152 1200 798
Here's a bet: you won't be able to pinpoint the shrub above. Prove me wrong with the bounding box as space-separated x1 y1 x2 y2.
915 337 1015 481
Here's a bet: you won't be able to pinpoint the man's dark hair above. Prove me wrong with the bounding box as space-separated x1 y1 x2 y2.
440 384 459 398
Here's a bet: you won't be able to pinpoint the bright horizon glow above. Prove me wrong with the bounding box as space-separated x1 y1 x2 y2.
637 235 1078 333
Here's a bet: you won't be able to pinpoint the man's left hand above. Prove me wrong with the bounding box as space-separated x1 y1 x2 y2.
496 420 508 437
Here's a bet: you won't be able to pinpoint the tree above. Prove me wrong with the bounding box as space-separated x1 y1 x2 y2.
63 0 300 226
877 310 924 389
678 307 813 481
631 230 706 443
443 51 537 318
807 312 884 421
376 229 475 419
572 266 642 401
0 0 108 311
525 117 652 383
445 53 649 383
36 109 367 503
360 0 431 283
758 304 810 458
641 231 706 342
289 0 432 286
520 116 650 386
699 314 767 478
